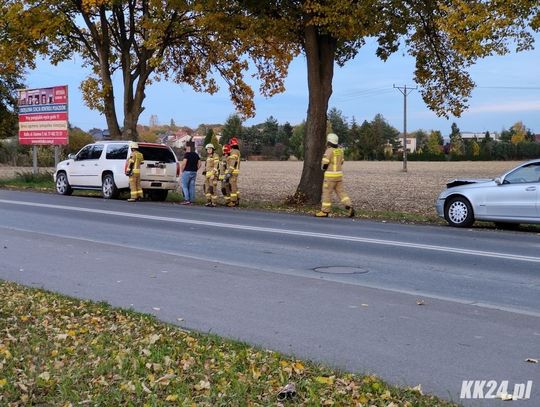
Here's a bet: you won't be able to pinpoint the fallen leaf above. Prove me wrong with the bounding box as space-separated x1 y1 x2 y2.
194 379 211 391
525 358 538 364
410 384 423 395
416 299 425 306
152 307 160 311
165 394 178 401
499 392 513 401
315 376 334 385
38 372 51 381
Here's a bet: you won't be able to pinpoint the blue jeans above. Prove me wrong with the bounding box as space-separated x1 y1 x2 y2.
181 171 197 202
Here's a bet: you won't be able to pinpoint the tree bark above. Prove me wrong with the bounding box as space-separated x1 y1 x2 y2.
295 25 336 204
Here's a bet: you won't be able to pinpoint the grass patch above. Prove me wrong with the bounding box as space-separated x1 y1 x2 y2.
0 171 55 190
0 281 458 406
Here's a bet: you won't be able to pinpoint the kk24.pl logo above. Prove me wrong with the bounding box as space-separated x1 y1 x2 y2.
460 380 533 400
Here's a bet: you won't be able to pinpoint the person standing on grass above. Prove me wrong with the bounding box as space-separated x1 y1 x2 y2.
225 137 241 207
179 142 201 205
316 133 355 218
125 142 144 202
203 143 219 207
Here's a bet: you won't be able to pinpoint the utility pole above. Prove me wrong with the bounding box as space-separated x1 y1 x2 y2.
393 84 416 172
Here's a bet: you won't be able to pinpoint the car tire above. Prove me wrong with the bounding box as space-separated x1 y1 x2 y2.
445 196 474 227
102 173 119 199
55 172 73 196
148 190 168 202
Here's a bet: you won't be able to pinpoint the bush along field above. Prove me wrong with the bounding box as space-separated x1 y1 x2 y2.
0 281 459 406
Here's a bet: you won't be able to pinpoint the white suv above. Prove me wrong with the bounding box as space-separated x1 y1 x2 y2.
54 141 180 201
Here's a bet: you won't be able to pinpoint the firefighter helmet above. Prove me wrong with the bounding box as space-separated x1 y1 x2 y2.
229 137 239 146
205 143 215 150
130 142 139 150
223 144 231 154
327 133 339 145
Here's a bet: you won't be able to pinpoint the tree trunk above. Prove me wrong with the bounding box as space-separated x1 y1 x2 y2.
295 25 336 204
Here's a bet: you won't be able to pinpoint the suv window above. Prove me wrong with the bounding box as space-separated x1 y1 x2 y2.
139 146 175 163
89 144 104 160
76 145 92 161
106 143 129 160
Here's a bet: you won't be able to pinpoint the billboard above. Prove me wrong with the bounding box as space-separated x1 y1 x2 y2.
18 85 69 145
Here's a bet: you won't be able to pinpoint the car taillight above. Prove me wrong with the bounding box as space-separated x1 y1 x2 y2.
176 162 180 177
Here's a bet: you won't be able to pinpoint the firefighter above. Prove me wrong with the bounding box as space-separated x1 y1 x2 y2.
125 142 144 202
225 137 241 207
203 143 219 207
316 133 355 218
219 143 232 205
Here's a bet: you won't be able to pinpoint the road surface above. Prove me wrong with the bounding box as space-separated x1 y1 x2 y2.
0 189 539 405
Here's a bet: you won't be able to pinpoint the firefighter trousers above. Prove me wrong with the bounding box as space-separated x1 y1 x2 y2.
129 173 143 199
229 174 239 204
204 176 218 204
321 178 351 213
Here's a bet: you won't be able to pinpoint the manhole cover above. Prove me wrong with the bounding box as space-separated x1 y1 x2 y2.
313 266 369 275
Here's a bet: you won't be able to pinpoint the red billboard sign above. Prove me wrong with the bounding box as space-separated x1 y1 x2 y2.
18 86 69 145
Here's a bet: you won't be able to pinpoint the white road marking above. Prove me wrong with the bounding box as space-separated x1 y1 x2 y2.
1 199 540 263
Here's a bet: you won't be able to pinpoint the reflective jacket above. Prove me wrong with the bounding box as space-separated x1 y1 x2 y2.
125 151 144 175
218 154 228 180
226 148 241 175
321 147 344 181
205 153 219 178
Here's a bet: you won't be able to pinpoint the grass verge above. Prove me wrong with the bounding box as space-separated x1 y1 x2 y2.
0 171 55 190
0 281 458 406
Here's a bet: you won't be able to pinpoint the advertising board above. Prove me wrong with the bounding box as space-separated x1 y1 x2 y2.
18 86 69 145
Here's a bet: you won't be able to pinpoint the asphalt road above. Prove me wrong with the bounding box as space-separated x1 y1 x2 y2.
0 189 539 406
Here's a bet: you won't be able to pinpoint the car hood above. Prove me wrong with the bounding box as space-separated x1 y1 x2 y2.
446 178 493 189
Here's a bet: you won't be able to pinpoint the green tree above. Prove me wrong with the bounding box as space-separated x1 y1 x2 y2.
413 130 429 153
68 127 94 154
327 107 349 146
346 118 361 160
290 122 305 160
0 70 23 140
449 122 464 157
204 128 215 147
426 130 444 155
221 114 243 145
510 121 527 144
261 116 279 146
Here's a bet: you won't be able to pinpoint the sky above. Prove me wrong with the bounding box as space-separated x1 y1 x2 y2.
25 35 540 136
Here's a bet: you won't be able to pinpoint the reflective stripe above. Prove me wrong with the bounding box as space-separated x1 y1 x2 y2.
232 170 240 174
322 202 332 207
340 197 350 203
324 171 343 178
322 157 330 164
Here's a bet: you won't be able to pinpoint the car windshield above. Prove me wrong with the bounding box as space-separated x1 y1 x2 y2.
138 146 176 163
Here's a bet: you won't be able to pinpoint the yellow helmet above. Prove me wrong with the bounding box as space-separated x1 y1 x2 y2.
327 133 338 145
130 142 139 149
205 143 215 150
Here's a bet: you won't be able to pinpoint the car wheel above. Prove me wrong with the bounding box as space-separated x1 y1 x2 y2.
102 174 119 199
148 190 168 202
55 172 73 196
445 196 474 227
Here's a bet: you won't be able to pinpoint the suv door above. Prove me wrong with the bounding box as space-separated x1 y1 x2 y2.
69 144 104 187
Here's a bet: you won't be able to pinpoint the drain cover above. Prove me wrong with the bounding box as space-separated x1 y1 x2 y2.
313 266 369 275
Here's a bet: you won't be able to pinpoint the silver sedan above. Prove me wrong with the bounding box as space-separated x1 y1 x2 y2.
435 159 540 227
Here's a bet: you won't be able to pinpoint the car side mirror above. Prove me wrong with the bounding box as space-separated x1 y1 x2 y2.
494 177 502 185
68 154 75 160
